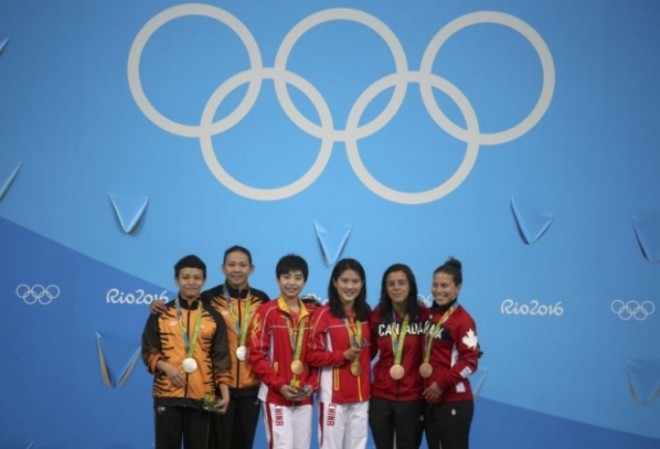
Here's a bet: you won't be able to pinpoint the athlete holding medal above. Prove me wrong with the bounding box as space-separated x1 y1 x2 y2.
422 258 480 449
307 258 372 449
141 255 231 449
248 254 318 449
369 264 427 449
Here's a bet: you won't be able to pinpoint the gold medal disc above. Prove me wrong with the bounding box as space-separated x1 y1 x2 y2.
389 364 405 380
419 362 433 378
350 360 362 376
290 360 303 375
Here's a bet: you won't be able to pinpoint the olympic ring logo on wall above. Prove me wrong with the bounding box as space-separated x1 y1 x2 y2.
15 284 61 305
128 4 555 204
610 300 655 321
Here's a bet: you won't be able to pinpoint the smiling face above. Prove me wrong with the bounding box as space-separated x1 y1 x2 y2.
333 269 364 310
386 270 410 311
277 269 306 302
432 271 461 307
222 250 253 290
175 267 206 301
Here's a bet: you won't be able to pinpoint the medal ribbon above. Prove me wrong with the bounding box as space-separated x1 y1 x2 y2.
422 306 456 363
391 313 409 366
223 285 253 348
175 297 203 358
284 300 307 364
344 316 363 348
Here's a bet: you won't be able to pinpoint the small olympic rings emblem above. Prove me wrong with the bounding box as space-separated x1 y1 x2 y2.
15 284 61 305
610 300 655 321
128 5 555 204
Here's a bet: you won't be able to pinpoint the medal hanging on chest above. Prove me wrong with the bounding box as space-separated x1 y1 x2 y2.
176 298 203 374
285 304 307 376
419 306 456 378
389 313 409 380
345 315 364 377
224 285 253 362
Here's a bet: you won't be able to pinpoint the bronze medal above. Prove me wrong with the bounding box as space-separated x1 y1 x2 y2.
290 360 303 375
419 362 433 378
389 364 405 380
350 360 362 376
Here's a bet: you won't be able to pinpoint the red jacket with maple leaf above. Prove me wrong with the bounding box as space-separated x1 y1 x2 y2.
423 303 479 404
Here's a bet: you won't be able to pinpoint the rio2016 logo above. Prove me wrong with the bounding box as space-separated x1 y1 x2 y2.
106 288 170 305
500 299 564 317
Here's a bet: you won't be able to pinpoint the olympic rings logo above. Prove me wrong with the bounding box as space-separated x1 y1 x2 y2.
610 300 655 321
15 284 61 305
128 4 555 204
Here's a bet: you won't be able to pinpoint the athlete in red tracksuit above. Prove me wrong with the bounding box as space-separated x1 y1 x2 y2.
369 264 427 449
422 258 480 449
248 254 318 449
307 258 372 449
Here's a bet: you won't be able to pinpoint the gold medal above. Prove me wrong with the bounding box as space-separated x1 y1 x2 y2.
290 360 303 375
350 360 362 376
419 362 433 378
389 364 405 380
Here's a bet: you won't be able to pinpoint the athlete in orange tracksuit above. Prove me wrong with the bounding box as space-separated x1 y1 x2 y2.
141 255 231 449
205 246 270 449
148 246 269 449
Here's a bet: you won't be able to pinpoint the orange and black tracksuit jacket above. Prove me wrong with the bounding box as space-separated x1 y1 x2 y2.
202 283 269 397
141 297 231 408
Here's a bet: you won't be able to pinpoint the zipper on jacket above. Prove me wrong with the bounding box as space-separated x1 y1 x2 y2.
235 296 241 389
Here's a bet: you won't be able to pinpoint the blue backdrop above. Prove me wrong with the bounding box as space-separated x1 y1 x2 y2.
1 1 658 448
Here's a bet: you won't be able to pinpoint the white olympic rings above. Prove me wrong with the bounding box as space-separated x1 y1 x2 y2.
16 284 61 305
610 300 655 321
128 4 555 204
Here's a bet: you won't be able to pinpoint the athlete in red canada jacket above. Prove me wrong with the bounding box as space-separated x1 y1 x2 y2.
423 304 479 404
422 257 480 449
369 305 427 402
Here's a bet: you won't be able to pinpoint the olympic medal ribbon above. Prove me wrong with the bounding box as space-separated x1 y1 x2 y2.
344 315 363 348
223 284 253 360
419 306 456 378
175 297 204 365
389 313 409 380
344 315 363 376
284 301 307 376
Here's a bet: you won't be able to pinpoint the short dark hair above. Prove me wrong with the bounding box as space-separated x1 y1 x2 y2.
275 254 309 281
174 254 207 279
223 245 253 265
327 258 371 321
378 263 420 322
